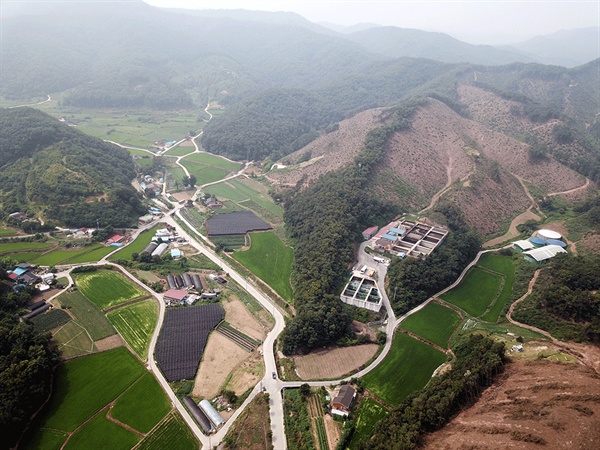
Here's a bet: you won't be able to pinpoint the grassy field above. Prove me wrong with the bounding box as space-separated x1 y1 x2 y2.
57 290 116 340
184 152 241 171
362 332 447 407
477 254 515 323
34 103 201 148
136 413 198 450
38 347 146 431
348 398 388 449
440 267 503 318
205 178 283 219
109 228 155 261
0 227 16 236
111 372 171 433
31 244 113 266
0 241 54 253
107 300 158 360
233 232 293 301
51 320 95 359
74 270 146 310
165 166 187 192
2 251 41 262
64 408 141 450
400 302 462 348
179 160 230 186
128 149 155 167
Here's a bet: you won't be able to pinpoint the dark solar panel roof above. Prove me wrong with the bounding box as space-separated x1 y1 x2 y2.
206 210 272 236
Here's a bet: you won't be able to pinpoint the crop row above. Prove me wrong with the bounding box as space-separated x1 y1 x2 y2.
215 322 257 352
315 416 329 450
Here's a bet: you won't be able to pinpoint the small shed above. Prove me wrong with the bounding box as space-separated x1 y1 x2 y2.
171 248 182 259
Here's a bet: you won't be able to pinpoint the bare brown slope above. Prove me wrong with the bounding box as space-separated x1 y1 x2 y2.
267 108 386 186
423 359 600 450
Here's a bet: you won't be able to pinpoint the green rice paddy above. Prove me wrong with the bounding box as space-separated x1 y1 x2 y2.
205 177 283 219
179 160 229 186
38 347 147 432
233 232 293 301
57 290 116 340
184 152 241 171
400 302 462 348
63 408 141 450
107 300 158 360
51 320 95 359
111 372 170 433
440 267 503 317
362 332 446 407
74 270 146 310
136 413 198 450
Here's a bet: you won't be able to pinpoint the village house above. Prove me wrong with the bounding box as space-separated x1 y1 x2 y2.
331 384 356 417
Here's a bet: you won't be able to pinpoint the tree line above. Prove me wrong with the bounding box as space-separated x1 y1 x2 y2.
280 101 424 354
0 261 59 448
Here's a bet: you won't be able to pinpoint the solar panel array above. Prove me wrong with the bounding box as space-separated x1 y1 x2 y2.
205 210 272 236
155 304 224 381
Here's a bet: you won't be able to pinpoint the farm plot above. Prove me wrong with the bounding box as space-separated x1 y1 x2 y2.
136 413 198 450
74 270 146 310
477 253 515 323
400 302 462 348
31 244 112 266
57 290 116 340
440 267 503 318
0 241 54 254
233 232 293 301
294 345 379 380
0 226 16 236
206 210 272 236
67 245 115 264
205 177 283 219
30 308 72 333
107 300 158 360
36 347 146 432
111 372 171 433
63 408 141 450
155 304 224 381
109 228 154 261
179 160 230 186
128 149 154 167
52 321 95 359
3 251 41 262
348 398 388 449
21 428 69 450
362 332 446 407
184 152 241 171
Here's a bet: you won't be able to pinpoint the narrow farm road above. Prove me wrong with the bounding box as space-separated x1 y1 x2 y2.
7 94 51 109
548 177 591 197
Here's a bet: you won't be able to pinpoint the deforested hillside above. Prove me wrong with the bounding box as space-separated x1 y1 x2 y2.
0 107 145 227
272 95 593 236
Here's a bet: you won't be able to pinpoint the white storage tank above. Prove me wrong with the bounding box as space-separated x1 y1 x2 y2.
199 399 225 429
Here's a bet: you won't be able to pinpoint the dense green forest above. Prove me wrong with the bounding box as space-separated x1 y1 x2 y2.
0 262 59 448
513 253 600 343
356 335 505 450
0 108 145 227
386 205 481 316
280 102 422 354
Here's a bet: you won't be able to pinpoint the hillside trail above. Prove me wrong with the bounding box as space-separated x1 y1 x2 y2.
506 269 600 375
548 177 591 197
483 173 543 247
419 155 472 215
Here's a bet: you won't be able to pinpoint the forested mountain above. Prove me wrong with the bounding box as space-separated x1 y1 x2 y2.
342 26 533 65
0 108 145 227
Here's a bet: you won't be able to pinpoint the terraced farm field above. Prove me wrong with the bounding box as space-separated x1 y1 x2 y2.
205 177 283 219
107 300 158 360
400 302 462 348
440 267 503 318
362 332 446 407
0 241 54 254
233 232 293 301
477 253 515 322
74 270 146 310
180 160 230 186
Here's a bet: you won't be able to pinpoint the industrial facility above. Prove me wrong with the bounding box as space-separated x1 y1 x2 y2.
369 218 448 258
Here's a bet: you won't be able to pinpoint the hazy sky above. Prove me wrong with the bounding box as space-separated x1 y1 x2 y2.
143 0 599 44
